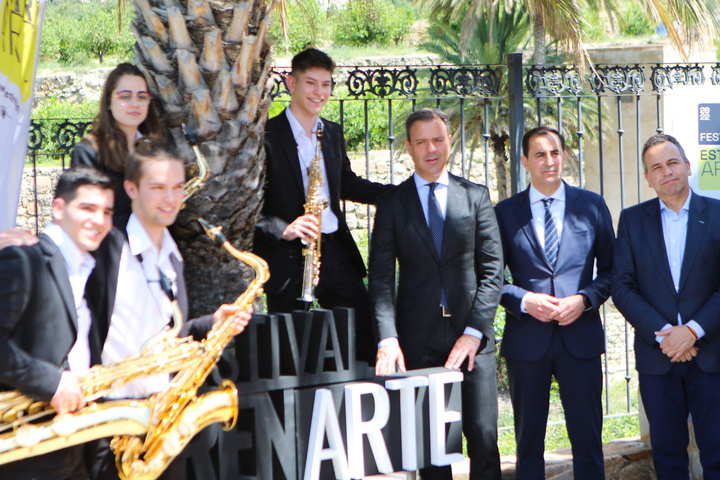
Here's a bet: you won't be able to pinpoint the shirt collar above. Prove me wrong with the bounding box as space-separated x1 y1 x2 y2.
43 223 96 273
285 108 322 142
659 189 692 215
413 169 449 190
126 214 182 261
529 181 565 205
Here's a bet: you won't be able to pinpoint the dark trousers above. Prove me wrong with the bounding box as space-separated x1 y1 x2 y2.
266 235 375 362
407 312 501 480
91 437 183 480
0 446 88 480
640 360 720 480
506 329 604 480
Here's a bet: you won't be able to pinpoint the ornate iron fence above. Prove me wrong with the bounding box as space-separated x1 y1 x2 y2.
24 56 720 425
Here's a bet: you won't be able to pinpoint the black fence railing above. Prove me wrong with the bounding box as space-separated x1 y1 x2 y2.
24 55 720 423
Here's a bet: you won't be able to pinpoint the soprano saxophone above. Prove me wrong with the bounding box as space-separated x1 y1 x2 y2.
298 123 328 304
111 219 269 480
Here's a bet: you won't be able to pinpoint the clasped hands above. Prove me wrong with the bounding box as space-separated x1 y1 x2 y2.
524 292 585 326
375 334 481 377
655 325 698 363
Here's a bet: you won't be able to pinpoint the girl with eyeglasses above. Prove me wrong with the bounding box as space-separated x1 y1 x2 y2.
72 63 162 219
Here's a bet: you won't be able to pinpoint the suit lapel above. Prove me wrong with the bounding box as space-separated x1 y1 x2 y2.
442 174 464 260
515 188 547 267
401 178 439 263
679 193 707 293
320 119 340 205
555 183 579 270
40 234 78 333
643 199 676 295
276 109 306 198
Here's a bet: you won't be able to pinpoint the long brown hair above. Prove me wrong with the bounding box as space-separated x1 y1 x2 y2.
88 63 162 173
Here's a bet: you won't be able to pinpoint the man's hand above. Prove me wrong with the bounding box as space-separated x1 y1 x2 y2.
524 293 561 322
0 228 38 249
281 215 319 242
50 371 86 414
375 344 406 376
555 294 585 326
671 346 699 363
212 304 253 335
445 334 481 371
655 326 697 361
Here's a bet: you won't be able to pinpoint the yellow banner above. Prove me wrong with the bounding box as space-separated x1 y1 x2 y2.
0 0 41 102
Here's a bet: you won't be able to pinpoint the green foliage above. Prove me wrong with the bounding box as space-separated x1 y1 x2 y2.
619 2 654 37
40 0 133 66
30 98 99 161
333 0 416 47
269 0 328 54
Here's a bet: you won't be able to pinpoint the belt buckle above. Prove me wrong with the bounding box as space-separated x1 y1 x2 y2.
440 305 451 317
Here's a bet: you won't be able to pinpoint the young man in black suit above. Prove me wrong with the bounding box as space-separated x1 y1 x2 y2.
369 108 504 480
254 48 391 362
0 167 115 480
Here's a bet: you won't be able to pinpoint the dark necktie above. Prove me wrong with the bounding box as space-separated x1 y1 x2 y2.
428 182 448 308
542 198 559 269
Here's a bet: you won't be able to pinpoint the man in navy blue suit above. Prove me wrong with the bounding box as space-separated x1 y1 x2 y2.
495 126 614 480
613 134 720 479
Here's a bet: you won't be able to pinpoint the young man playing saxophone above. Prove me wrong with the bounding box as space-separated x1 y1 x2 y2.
87 140 251 480
254 48 392 363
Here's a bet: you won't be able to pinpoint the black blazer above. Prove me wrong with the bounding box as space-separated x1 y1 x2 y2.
495 183 615 362
71 141 131 220
0 235 78 401
613 193 720 374
369 174 504 363
254 109 391 294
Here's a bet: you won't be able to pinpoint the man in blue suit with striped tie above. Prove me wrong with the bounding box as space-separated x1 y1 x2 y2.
495 126 615 480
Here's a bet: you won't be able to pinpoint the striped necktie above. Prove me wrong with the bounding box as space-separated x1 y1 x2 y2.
542 198 559 269
428 182 449 308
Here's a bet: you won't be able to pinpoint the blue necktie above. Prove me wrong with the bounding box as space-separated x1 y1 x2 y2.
428 182 448 308
542 198 559 270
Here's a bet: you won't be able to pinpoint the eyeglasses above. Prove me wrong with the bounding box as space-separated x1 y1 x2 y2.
112 90 153 105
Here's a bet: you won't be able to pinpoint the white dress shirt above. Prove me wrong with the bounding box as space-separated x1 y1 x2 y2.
655 190 705 342
44 223 94 375
378 170 482 348
286 108 339 234
102 215 181 398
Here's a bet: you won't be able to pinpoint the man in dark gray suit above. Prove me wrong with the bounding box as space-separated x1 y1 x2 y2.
0 167 115 479
369 108 504 480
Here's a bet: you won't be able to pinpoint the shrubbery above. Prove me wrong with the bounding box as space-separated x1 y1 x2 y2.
332 0 416 47
40 0 133 66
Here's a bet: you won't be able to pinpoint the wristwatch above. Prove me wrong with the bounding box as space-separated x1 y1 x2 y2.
580 293 592 310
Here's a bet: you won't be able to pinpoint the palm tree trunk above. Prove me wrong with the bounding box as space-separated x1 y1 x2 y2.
492 134 509 200
532 12 545 65
131 0 276 316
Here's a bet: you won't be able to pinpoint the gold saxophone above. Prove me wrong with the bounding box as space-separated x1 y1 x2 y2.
298 123 328 304
111 218 269 480
182 123 211 205
0 335 203 465
0 220 267 479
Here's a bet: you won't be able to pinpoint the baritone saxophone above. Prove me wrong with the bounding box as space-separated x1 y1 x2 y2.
298 123 328 304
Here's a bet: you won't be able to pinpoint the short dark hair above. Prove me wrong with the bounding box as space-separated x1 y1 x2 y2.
641 134 688 173
522 126 566 157
125 139 184 185
405 108 450 141
54 166 115 202
290 48 335 76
